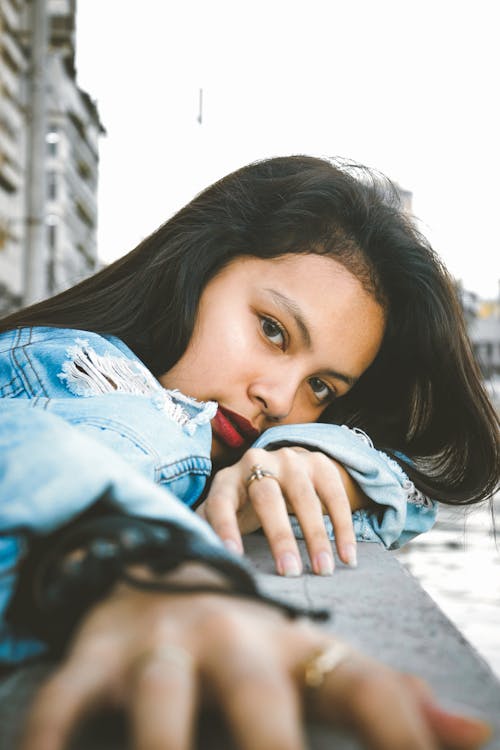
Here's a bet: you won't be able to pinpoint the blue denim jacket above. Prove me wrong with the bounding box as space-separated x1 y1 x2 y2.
0 327 436 663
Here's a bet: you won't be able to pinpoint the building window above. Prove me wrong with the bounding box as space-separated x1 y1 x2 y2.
68 111 85 139
47 221 57 251
0 150 18 193
77 160 92 181
47 171 58 200
47 221 57 293
1 47 19 74
77 242 95 270
46 126 60 156
75 200 94 228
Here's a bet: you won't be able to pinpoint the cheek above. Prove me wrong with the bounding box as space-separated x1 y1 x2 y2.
212 317 258 364
190 316 257 389
281 391 323 425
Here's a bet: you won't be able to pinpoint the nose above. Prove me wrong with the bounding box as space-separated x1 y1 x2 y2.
248 372 301 423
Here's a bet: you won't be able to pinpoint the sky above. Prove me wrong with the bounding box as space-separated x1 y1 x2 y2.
75 0 499 299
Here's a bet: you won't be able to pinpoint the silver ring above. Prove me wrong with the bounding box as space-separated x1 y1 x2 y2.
303 641 352 689
245 463 280 488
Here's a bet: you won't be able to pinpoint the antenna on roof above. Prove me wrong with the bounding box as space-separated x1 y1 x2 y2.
197 88 203 124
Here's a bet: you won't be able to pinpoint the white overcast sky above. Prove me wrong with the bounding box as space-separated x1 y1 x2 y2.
75 0 499 298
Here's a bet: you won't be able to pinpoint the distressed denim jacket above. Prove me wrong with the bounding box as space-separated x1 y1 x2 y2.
0 327 436 663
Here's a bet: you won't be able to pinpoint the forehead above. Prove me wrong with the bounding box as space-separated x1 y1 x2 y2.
207 254 386 373
213 254 380 312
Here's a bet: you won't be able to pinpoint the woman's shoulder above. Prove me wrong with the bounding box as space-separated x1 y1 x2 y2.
1 325 126 349
0 326 149 399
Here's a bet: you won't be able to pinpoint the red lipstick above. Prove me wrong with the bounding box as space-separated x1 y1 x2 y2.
212 406 260 449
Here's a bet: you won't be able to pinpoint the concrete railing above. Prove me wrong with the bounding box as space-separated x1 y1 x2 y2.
1 536 499 749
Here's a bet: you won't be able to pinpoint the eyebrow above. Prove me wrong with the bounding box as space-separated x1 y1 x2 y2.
264 288 359 388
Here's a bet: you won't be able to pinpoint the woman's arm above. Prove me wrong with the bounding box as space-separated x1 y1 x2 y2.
0 402 490 749
198 423 436 576
253 423 436 546
18 572 491 750
0 400 225 664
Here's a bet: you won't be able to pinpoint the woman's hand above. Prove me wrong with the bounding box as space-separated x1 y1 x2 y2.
20 582 491 750
198 446 373 576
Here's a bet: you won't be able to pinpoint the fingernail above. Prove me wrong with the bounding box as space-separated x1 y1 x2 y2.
314 551 334 576
462 719 493 744
223 539 241 555
432 706 493 745
343 543 357 568
279 552 302 577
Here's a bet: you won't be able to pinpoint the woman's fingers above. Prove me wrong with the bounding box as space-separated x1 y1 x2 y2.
402 675 493 750
300 642 492 750
203 450 305 573
19 659 110 750
20 588 493 750
339 671 439 750
247 475 303 576
282 472 336 576
299 648 437 750
130 645 197 750
199 471 246 554
203 447 360 575
422 703 492 749
207 642 305 750
312 456 358 567
267 448 356 574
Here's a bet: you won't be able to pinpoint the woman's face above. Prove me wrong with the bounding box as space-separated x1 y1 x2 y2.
160 254 385 465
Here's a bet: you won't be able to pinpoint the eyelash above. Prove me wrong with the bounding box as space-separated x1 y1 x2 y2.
259 315 336 405
308 377 336 404
260 315 288 350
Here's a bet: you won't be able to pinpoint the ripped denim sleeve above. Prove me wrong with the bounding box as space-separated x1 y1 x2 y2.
58 337 217 436
252 423 437 549
0 400 234 665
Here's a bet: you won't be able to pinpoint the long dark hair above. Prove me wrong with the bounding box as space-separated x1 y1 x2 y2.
1 155 498 505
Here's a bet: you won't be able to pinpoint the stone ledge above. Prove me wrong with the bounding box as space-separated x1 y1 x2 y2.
1 537 499 749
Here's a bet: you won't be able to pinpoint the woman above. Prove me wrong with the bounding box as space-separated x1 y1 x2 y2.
1 155 497 568
0 156 497 748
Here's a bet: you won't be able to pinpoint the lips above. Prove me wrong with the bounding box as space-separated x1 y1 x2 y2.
211 406 260 449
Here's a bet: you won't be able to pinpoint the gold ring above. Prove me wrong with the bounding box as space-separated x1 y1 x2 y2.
133 644 193 676
245 463 280 488
303 641 352 689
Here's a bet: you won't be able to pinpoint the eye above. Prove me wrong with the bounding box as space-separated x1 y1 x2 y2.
260 316 287 350
308 377 335 404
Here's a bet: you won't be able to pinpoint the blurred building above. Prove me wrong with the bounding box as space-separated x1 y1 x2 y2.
45 48 103 293
396 185 413 214
0 0 103 315
469 286 500 379
0 0 26 312
455 282 480 326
